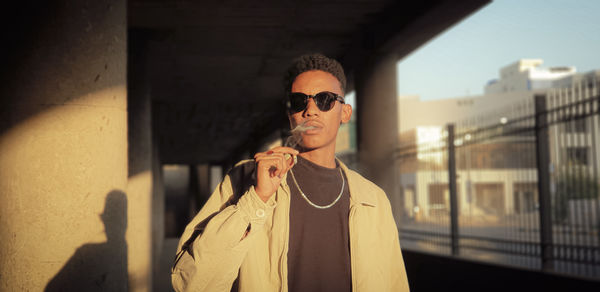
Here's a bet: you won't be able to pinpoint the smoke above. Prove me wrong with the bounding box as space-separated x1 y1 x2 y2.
285 120 316 149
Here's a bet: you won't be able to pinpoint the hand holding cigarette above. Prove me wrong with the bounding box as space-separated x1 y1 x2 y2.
253 146 298 202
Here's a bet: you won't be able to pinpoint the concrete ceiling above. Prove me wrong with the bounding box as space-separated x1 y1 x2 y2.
128 0 489 165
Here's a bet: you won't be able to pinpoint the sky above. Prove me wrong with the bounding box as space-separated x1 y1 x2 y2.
397 0 600 101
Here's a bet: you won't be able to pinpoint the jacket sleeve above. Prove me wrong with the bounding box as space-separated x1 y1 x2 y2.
171 162 277 292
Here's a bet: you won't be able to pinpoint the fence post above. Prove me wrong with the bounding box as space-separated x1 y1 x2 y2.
534 94 554 271
447 123 459 256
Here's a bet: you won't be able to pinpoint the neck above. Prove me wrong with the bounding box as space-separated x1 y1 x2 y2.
298 145 337 168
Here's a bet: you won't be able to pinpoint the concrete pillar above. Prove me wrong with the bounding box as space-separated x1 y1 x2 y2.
211 165 224 193
128 29 154 291
151 123 165 291
0 1 128 291
356 55 401 222
197 164 212 208
188 164 200 218
127 94 153 292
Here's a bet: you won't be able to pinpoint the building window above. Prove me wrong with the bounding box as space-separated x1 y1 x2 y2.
566 147 588 166
565 119 586 133
513 183 538 213
428 183 450 216
474 183 505 216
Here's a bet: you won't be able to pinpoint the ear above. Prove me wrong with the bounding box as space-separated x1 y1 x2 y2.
341 104 352 124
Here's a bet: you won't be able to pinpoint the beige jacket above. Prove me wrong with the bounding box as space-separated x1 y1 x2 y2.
172 159 410 292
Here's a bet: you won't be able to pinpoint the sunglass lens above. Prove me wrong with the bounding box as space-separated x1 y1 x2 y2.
288 93 308 113
314 92 336 111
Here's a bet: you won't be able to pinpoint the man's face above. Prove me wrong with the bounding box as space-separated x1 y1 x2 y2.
288 70 352 151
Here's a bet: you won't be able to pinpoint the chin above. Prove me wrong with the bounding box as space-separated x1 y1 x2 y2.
299 142 318 150
298 142 317 151
299 136 331 150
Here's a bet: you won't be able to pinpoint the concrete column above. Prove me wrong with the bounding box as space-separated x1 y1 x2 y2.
0 1 128 291
127 93 153 291
211 165 224 193
128 30 154 291
188 164 200 218
152 131 165 291
151 123 165 290
197 164 212 208
355 55 401 222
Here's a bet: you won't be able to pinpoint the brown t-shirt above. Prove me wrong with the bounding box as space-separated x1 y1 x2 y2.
286 156 352 292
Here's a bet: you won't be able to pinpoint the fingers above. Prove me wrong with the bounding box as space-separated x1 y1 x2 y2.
271 146 299 155
254 147 299 178
255 153 286 178
253 146 299 158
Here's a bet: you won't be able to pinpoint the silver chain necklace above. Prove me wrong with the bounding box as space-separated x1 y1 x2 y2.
289 167 345 209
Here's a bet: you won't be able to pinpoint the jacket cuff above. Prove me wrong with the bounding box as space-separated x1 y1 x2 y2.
236 185 277 225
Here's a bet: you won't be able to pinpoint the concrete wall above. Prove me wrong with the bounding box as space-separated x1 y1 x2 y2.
0 0 137 290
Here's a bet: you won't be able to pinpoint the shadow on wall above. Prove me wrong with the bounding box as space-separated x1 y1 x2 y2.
45 191 129 292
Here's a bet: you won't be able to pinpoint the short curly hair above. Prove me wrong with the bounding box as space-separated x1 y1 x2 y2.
283 53 347 95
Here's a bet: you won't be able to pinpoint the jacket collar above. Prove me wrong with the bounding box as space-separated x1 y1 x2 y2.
336 158 377 208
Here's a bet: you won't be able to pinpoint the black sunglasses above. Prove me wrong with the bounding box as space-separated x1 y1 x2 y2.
286 91 345 113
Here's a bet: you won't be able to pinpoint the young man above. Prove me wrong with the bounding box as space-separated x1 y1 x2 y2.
172 54 409 291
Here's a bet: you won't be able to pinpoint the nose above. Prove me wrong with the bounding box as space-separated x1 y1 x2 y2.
302 97 319 117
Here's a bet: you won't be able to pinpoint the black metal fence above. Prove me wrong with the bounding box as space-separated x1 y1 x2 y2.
396 79 600 279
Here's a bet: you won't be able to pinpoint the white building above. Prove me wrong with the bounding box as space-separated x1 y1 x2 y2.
484 59 576 95
552 69 600 88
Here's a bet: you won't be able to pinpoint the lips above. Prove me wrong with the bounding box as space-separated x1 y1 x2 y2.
304 128 321 133
303 120 324 130
303 125 322 135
